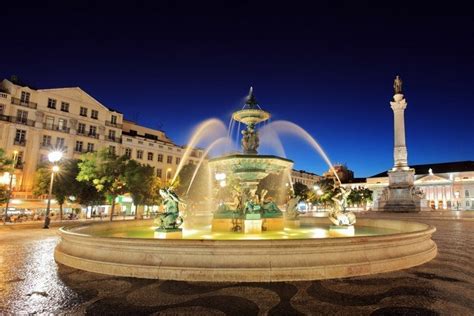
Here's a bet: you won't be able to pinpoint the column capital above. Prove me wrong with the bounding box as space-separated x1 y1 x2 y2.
390 94 407 111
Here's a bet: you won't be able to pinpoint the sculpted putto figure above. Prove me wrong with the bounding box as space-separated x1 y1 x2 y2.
328 186 356 226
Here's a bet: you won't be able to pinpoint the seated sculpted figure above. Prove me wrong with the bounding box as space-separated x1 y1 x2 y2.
328 186 356 226
155 188 183 231
260 189 282 215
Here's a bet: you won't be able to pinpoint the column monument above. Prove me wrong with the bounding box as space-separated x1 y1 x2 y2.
378 76 426 212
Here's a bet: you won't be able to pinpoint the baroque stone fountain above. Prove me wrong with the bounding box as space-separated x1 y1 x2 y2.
54 87 437 282
209 88 293 233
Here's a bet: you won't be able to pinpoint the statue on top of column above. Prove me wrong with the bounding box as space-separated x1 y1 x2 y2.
393 75 403 94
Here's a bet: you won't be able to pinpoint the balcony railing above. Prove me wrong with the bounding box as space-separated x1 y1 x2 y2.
43 124 70 134
106 136 122 143
13 117 35 127
77 131 99 139
74 148 85 153
0 92 8 99
11 97 38 109
0 114 35 126
105 121 123 128
14 139 27 146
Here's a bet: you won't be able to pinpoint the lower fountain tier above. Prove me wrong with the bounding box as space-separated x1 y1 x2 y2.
208 154 294 184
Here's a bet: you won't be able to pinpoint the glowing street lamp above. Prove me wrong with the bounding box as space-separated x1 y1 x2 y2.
3 150 18 225
215 173 226 181
43 151 62 229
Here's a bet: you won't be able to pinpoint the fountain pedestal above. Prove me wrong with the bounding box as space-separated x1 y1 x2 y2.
264 218 284 230
154 229 183 239
244 219 263 234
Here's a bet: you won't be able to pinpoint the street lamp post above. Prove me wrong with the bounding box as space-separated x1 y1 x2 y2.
43 151 62 229
3 151 18 225
454 191 460 211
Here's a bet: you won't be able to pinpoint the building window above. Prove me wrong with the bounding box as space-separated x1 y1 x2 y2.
20 91 30 103
47 98 57 109
176 157 180 165
58 118 67 131
14 129 26 144
91 110 99 119
0 104 4 115
87 143 94 152
108 130 116 140
80 107 87 117
109 146 116 155
75 141 83 152
157 154 163 162
16 151 24 167
56 137 65 148
16 109 28 124
148 152 153 161
42 135 52 147
78 123 86 134
167 155 173 164
125 148 132 158
110 115 117 124
467 201 471 207
89 126 97 136
136 150 143 159
465 190 470 197
157 169 162 177
45 116 54 129
60 102 69 112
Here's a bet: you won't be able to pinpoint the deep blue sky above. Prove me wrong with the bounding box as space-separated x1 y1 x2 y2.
1 1 473 177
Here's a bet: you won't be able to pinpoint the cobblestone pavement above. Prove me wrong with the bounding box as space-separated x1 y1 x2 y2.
0 213 473 315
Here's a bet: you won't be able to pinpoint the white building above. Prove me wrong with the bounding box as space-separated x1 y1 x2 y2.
344 161 474 211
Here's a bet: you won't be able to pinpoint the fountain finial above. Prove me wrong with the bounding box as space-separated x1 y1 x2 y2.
245 86 259 109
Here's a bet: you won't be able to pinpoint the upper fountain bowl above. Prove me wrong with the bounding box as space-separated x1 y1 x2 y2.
232 108 271 125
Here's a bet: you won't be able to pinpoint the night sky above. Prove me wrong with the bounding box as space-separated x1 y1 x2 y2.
1 2 473 177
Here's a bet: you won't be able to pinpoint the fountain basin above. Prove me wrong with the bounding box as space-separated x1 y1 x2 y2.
55 218 437 282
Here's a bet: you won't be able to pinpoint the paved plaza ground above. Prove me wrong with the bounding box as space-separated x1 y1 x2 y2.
0 212 473 315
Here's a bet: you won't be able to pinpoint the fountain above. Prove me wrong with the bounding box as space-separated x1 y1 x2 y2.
54 88 437 282
208 88 293 233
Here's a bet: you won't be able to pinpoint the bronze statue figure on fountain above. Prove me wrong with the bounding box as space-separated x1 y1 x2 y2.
155 188 184 231
241 123 259 154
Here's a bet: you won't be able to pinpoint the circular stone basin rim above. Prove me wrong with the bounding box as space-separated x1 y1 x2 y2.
55 218 437 282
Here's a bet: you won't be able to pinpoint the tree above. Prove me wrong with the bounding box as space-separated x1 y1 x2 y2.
33 159 104 220
0 149 13 205
77 150 130 221
293 182 310 200
347 186 373 209
309 177 338 208
124 160 156 214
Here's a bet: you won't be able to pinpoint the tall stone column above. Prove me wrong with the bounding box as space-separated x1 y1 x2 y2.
390 93 409 170
377 75 428 212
